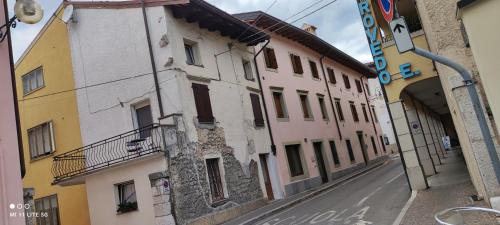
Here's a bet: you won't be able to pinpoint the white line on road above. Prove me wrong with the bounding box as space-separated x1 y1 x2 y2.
392 190 417 225
386 172 404 184
355 187 382 207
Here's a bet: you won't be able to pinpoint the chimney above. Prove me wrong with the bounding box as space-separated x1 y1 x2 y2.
302 23 317 35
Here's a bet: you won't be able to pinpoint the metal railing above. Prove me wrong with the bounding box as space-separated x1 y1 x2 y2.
435 207 500 225
52 124 165 183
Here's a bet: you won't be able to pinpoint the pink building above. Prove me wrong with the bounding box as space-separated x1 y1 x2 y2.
235 12 387 197
0 2 25 225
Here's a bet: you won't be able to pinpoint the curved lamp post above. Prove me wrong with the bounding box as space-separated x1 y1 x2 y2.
0 0 43 42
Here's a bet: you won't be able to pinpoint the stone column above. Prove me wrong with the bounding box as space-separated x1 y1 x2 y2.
416 103 442 165
389 101 428 190
403 97 436 176
428 114 446 158
149 171 176 225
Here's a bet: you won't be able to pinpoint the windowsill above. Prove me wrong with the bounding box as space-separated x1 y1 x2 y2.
116 207 138 215
23 85 45 97
255 124 266 129
277 117 290 122
293 73 304 77
304 117 314 121
30 151 55 163
323 118 330 122
196 121 216 130
334 164 341 168
211 198 229 207
289 173 308 182
350 160 356 164
186 62 204 68
265 67 278 73
245 78 255 82
312 78 321 81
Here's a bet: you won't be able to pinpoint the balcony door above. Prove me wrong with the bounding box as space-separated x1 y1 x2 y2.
134 103 153 138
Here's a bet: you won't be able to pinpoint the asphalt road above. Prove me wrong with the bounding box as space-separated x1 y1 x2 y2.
255 158 410 225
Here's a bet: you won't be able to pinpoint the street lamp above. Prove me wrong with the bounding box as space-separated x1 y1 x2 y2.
0 0 43 42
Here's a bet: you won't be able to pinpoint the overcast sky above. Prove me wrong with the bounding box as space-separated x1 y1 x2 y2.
7 0 371 63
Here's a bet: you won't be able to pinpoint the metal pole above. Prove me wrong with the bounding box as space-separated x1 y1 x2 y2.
412 47 500 185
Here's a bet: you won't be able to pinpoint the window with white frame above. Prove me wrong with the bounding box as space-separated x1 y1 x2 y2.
34 195 59 225
184 39 201 66
22 67 44 95
28 122 54 159
242 59 254 80
115 181 138 214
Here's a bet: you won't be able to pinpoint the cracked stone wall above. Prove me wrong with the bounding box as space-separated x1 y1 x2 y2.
167 126 262 225
416 0 500 200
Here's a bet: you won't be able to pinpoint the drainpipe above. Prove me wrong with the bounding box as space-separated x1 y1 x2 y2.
319 56 342 140
141 0 164 118
253 39 277 155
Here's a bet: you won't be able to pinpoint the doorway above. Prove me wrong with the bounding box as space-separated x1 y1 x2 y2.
259 154 274 200
357 131 369 165
313 142 329 183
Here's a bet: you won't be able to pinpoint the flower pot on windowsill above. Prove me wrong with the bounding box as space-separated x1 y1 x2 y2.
117 202 138 214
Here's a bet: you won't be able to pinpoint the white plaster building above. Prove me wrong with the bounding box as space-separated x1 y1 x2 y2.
368 77 397 152
51 1 280 224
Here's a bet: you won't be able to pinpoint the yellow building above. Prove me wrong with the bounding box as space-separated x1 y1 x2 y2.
357 0 500 206
15 6 91 225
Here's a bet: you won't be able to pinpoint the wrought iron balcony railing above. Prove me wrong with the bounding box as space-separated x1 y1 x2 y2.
52 124 165 184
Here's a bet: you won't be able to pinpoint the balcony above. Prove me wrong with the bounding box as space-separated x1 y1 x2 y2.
52 124 166 184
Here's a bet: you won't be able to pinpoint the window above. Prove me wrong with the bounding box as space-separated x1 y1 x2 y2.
290 54 303 74
335 99 344 121
285 144 304 177
250 93 265 127
380 136 387 153
327 68 336 84
355 80 363 93
35 195 59 225
22 67 44 95
115 181 137 214
371 136 378 155
184 39 201 66
361 104 369 122
242 59 254 80
309 60 319 79
350 102 359 122
28 122 54 159
318 95 328 120
329 141 340 166
206 158 225 202
134 104 153 138
342 74 351 89
272 90 288 119
371 106 378 123
298 92 313 119
264 47 278 69
346 140 355 162
192 83 214 124
365 83 371 95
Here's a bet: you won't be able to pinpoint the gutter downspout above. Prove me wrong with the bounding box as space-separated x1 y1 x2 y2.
319 56 342 140
141 0 164 118
253 39 277 155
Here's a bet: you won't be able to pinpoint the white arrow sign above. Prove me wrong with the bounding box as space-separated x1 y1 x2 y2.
390 17 414 53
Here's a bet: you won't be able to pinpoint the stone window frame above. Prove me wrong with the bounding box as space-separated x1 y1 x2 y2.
203 152 229 203
242 58 255 81
297 90 314 121
317 94 329 121
307 58 321 81
263 46 279 73
184 38 203 67
270 87 290 122
327 138 341 168
288 51 304 77
283 141 309 182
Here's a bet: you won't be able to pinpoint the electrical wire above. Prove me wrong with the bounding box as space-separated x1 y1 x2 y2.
239 0 325 42
233 0 279 41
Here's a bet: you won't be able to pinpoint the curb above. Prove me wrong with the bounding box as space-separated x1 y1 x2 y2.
236 159 390 225
392 190 417 225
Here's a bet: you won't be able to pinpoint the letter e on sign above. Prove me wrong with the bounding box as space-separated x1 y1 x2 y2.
390 17 415 54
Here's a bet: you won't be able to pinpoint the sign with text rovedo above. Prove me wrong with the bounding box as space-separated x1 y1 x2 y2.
357 0 421 85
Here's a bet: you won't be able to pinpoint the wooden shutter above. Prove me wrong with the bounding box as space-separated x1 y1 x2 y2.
192 83 214 123
356 80 362 93
250 93 265 126
265 48 278 69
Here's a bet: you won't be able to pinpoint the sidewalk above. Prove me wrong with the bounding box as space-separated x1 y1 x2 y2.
222 157 392 225
400 149 499 225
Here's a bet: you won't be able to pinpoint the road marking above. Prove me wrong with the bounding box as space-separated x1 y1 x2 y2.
392 190 417 225
386 172 404 184
355 187 382 207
